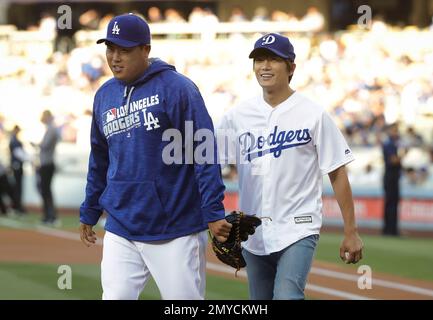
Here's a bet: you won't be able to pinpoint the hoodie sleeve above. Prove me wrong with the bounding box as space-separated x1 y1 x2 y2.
79 97 109 226
165 77 226 223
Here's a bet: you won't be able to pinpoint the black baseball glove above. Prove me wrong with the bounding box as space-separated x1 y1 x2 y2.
211 211 262 275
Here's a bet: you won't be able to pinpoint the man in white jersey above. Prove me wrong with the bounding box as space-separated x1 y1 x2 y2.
217 33 363 300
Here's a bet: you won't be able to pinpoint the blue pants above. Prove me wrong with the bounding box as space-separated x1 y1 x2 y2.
242 234 319 300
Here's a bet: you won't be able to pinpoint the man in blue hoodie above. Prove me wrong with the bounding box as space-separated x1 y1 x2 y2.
79 13 231 300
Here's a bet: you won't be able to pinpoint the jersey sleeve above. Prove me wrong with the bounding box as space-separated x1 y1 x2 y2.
314 110 355 175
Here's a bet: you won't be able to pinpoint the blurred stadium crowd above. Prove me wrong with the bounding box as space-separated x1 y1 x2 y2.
0 4 432 202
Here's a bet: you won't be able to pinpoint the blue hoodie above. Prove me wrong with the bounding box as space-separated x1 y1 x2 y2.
80 59 225 241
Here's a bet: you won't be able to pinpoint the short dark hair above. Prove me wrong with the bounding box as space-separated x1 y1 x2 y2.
386 122 399 130
286 60 294 84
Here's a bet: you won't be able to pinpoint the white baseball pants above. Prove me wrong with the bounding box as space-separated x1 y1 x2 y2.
101 230 207 300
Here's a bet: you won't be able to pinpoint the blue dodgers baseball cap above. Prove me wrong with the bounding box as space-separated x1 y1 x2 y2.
249 33 296 61
97 13 151 47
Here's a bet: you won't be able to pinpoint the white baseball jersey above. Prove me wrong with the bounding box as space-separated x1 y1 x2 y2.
217 92 354 255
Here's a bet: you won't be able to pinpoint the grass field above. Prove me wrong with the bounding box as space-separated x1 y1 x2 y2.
0 262 249 300
1 212 433 299
315 232 433 282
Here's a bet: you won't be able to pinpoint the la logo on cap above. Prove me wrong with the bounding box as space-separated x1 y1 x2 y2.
261 35 275 45
112 21 120 35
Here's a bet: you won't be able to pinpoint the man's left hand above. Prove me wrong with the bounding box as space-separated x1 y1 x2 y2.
340 231 363 264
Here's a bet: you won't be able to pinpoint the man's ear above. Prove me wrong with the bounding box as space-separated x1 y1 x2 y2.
289 63 296 76
142 44 151 56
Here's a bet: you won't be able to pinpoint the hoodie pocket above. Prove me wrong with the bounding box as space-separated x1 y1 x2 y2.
99 180 167 236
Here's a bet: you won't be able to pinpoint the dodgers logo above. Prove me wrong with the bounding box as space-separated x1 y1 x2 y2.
262 35 275 45
239 126 312 161
112 21 120 35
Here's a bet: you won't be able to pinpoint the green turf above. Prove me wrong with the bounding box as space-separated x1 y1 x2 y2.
315 232 433 281
206 275 248 300
0 262 248 300
0 263 99 299
0 212 103 231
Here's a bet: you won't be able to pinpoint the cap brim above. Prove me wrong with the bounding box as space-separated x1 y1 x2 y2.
96 37 141 48
249 47 291 60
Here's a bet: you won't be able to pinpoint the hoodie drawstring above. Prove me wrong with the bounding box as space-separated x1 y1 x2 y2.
125 86 135 116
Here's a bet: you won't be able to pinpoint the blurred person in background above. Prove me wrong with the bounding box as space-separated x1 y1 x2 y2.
300 6 325 32
39 12 57 38
0 117 21 215
271 10 290 22
0 114 5 138
404 167 418 185
401 126 423 148
79 9 101 31
164 8 186 23
9 125 29 214
427 148 433 184
351 163 381 186
147 6 164 23
164 8 186 39
99 14 115 30
0 161 9 215
229 6 247 22
32 110 60 225
188 6 204 24
382 123 404 236
203 7 219 23
252 6 269 22
0 160 19 215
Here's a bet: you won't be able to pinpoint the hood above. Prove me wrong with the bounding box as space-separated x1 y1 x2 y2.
126 58 175 87
117 58 176 114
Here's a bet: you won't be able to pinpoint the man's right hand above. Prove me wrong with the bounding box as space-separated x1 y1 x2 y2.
79 223 97 247
208 219 232 243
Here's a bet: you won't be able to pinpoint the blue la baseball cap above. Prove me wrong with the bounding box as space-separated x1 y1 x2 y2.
97 13 151 47
249 33 296 61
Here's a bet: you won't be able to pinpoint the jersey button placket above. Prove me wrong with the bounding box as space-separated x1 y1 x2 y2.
261 110 275 253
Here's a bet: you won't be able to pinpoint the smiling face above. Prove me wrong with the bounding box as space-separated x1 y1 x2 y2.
253 51 295 91
106 42 151 84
